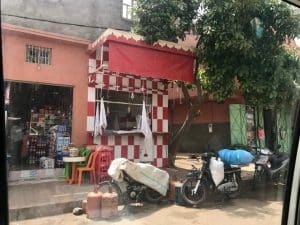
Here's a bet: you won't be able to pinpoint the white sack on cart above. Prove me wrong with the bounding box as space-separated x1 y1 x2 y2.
108 158 128 182
108 158 169 196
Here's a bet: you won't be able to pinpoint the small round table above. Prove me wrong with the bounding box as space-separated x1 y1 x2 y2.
63 156 86 184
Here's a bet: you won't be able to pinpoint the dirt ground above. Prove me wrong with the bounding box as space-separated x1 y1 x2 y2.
10 155 284 225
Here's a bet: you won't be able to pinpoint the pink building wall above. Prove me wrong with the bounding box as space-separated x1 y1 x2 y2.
2 24 91 146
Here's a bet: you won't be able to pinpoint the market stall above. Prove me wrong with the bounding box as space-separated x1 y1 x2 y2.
4 82 72 173
86 29 195 168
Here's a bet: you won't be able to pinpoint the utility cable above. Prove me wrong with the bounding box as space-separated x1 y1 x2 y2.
1 13 131 31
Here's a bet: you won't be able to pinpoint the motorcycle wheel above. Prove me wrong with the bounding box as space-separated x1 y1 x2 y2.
98 181 128 213
181 177 207 206
252 168 268 190
225 172 241 199
273 165 289 186
144 187 163 203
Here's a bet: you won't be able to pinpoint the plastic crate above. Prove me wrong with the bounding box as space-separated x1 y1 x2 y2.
97 150 112 162
97 174 111 183
95 153 111 175
96 164 109 174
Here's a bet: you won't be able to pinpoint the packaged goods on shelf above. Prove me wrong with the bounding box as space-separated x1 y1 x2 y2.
39 156 55 169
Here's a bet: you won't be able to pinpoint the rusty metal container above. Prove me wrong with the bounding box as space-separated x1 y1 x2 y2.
86 187 102 219
101 187 118 219
168 175 177 201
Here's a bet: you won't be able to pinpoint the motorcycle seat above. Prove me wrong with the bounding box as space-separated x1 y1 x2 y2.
224 164 242 173
260 148 273 156
230 164 249 168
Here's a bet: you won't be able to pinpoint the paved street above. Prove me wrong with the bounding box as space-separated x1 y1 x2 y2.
10 198 283 225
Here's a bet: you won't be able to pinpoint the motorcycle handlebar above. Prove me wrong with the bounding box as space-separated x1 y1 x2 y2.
201 152 217 161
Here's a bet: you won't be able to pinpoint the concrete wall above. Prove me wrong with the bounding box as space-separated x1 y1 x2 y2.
2 28 89 146
1 0 132 40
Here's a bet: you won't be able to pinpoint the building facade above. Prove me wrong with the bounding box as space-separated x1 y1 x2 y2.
3 23 91 179
1 0 133 40
3 23 195 180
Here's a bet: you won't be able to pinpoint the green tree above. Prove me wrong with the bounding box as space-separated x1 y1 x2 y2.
134 0 300 166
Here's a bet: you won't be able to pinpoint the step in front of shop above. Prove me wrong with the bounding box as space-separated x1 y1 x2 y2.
8 168 64 182
9 200 82 221
8 179 94 221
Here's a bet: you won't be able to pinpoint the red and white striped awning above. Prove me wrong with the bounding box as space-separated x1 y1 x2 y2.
88 29 195 83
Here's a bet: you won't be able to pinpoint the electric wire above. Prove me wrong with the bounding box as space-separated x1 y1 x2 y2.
1 13 131 31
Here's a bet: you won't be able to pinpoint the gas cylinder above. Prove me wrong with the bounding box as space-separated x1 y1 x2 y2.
101 186 118 219
86 187 102 219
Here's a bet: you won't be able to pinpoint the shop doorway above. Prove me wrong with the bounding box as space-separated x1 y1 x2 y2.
5 81 73 173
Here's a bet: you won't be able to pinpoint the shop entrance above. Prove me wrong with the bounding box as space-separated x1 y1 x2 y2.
5 81 73 172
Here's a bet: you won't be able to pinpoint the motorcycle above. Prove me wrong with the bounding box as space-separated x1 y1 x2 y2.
181 152 242 206
252 146 289 189
98 170 163 212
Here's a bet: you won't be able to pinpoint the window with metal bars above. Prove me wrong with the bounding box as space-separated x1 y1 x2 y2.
25 45 52 65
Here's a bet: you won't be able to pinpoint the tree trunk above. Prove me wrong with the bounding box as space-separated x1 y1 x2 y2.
263 108 277 151
168 81 202 167
168 40 203 167
168 105 200 167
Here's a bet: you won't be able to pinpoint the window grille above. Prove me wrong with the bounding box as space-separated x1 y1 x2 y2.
25 45 52 65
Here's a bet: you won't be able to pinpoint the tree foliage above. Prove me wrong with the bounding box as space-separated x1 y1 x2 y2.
134 0 300 109
134 0 200 43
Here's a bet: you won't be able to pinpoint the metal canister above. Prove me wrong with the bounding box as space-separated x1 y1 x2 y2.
86 187 102 219
175 182 185 205
101 187 118 219
69 147 79 157
168 175 177 201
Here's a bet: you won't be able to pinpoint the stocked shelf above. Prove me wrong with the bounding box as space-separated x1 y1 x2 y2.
27 106 72 168
29 106 71 136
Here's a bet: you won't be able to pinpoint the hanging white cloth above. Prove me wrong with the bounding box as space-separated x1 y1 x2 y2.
140 100 154 161
94 97 107 136
94 102 100 137
5 83 10 105
99 97 107 135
